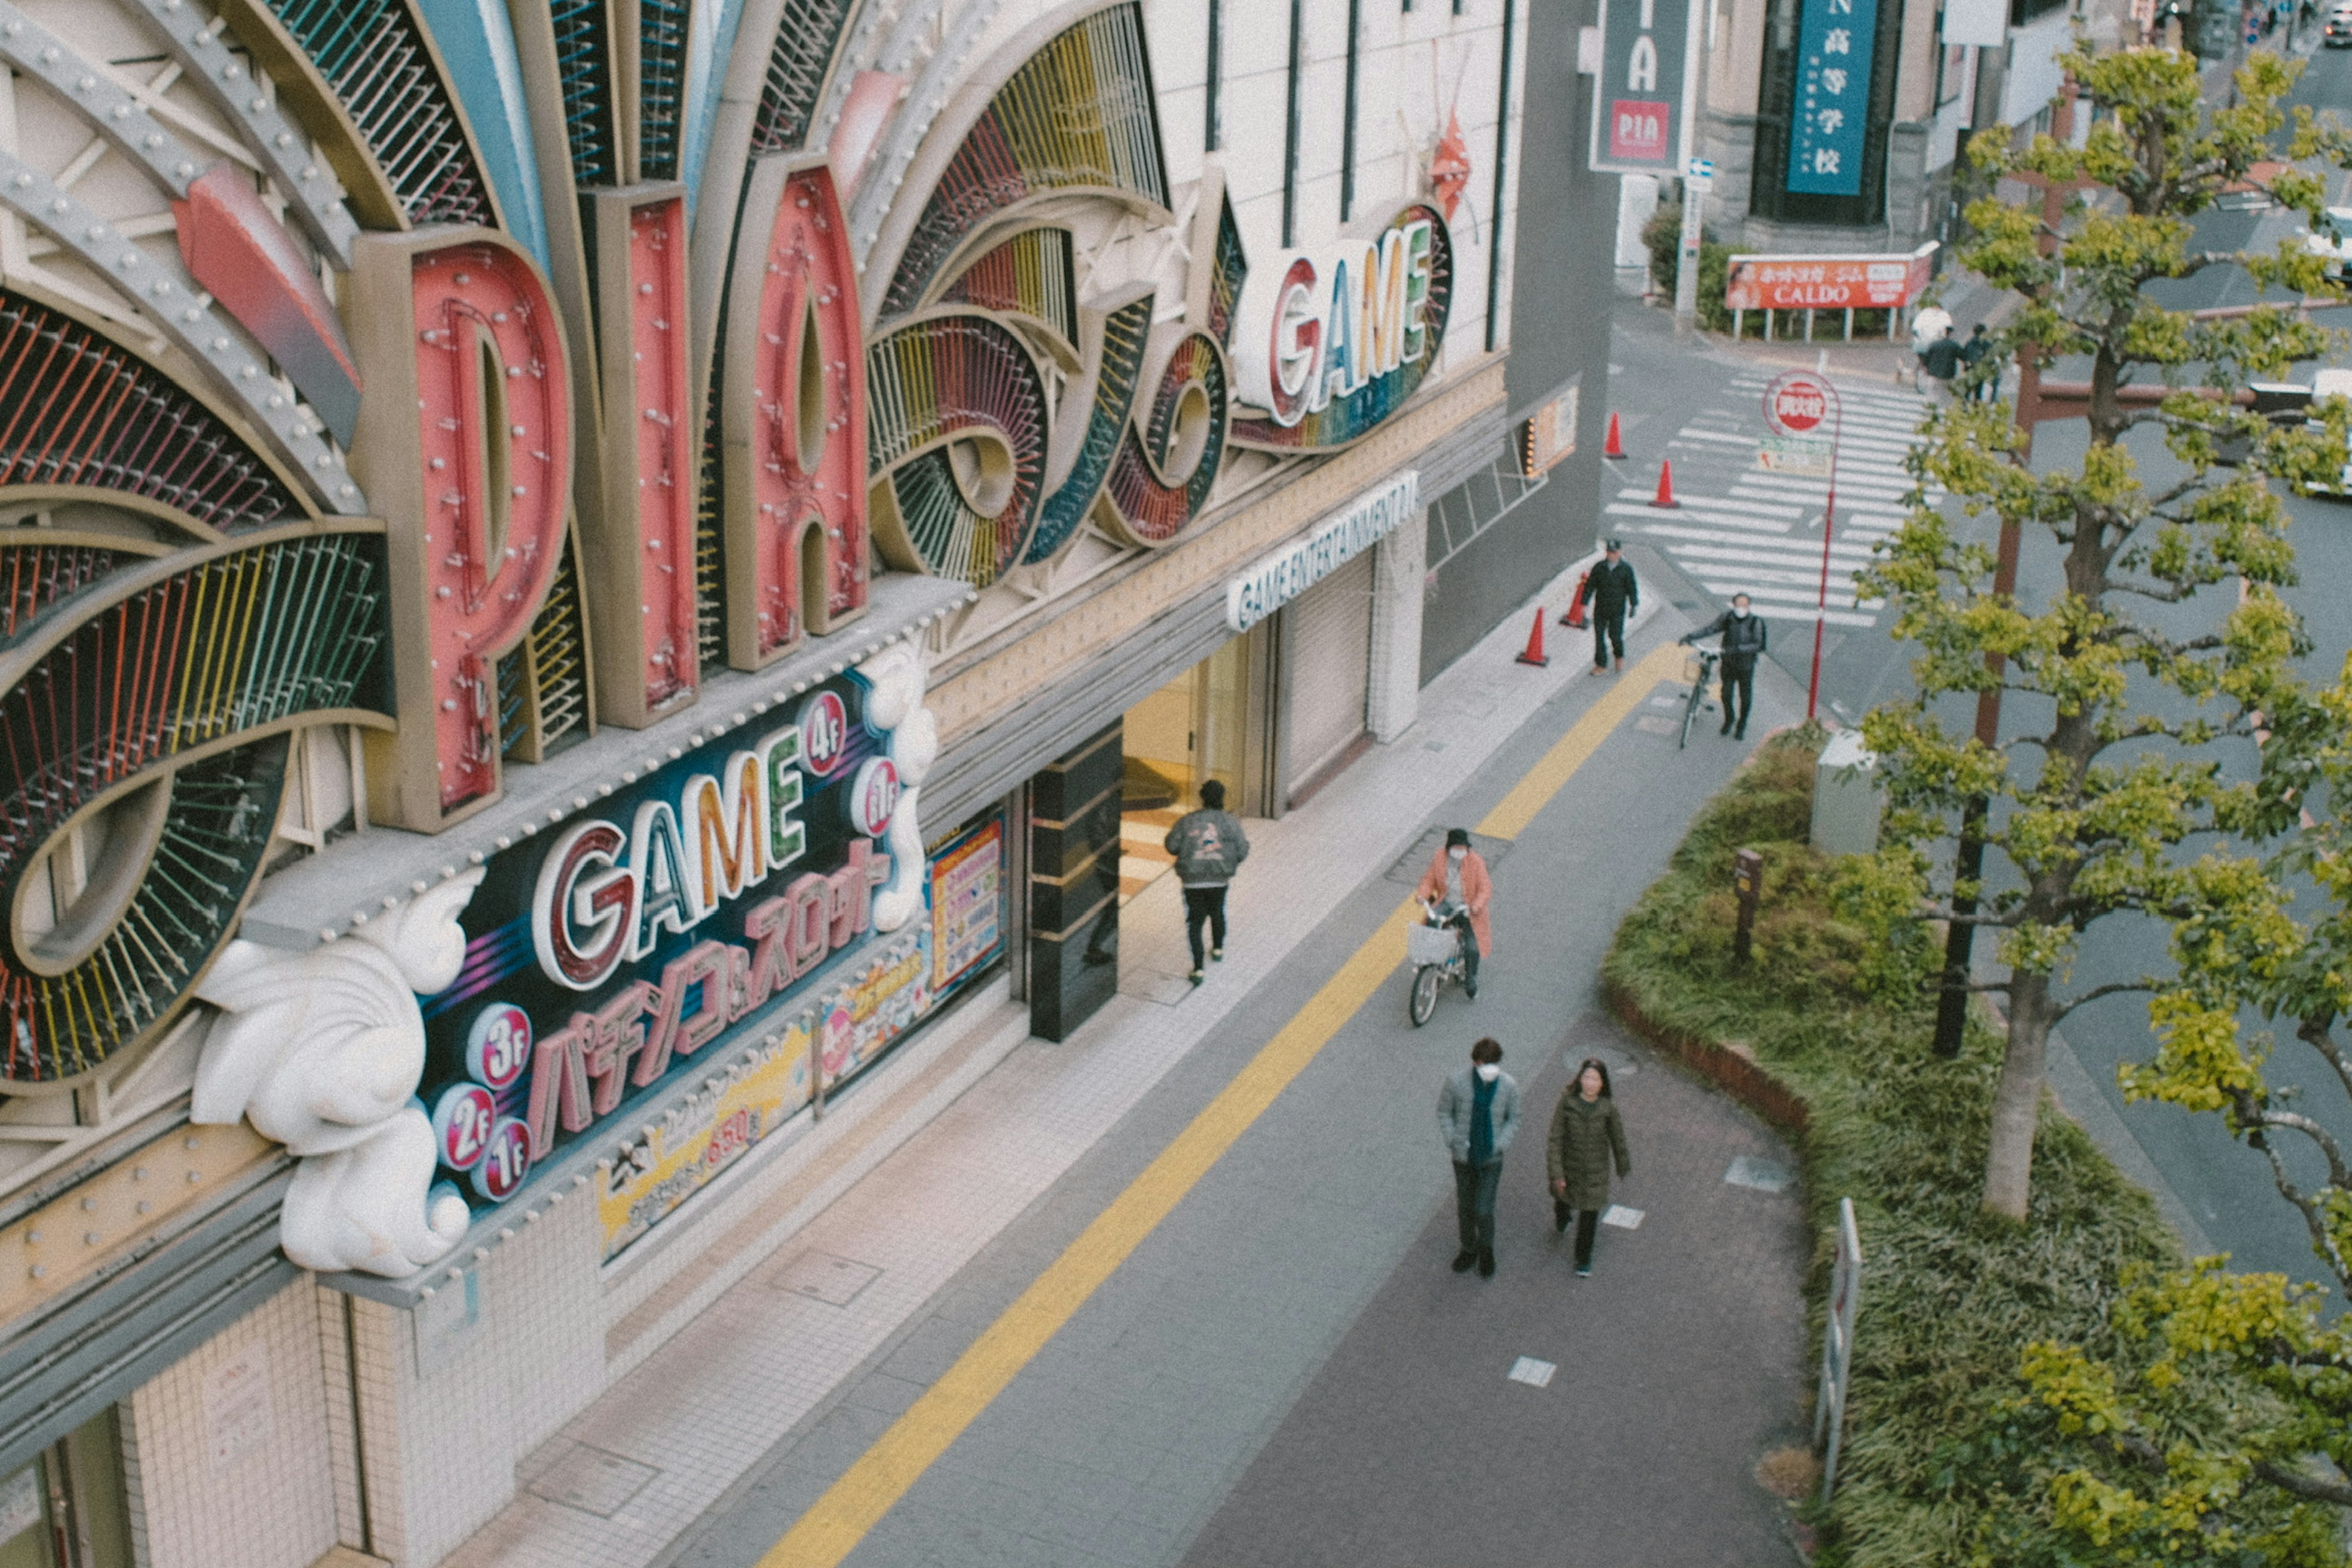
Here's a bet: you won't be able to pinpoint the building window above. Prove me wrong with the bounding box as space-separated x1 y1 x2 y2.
2010 0 2065 22
1342 0 1363 220
1283 0 1304 246
1207 0 1224 151
0 1410 134 1568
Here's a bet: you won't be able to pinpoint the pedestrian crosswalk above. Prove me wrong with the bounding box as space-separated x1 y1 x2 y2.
1608 374 1937 631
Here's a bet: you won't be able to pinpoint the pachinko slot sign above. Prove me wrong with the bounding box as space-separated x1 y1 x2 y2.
411 669 979 1246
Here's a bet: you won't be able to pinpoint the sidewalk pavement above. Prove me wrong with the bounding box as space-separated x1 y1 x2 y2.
663 606 1812 1568
440 547 1803 1568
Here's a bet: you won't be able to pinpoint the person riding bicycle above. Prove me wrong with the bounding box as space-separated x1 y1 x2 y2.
1414 829 1493 998
1681 592 1767 740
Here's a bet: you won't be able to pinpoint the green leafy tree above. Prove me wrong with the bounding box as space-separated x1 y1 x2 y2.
1853 39 2346 1223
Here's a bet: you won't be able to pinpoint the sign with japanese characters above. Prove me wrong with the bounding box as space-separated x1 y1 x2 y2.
1787 0 1881 196
1589 0 1702 176
1723 244 1937 311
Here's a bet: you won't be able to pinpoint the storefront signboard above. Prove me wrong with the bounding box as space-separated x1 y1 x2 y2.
1231 207 1455 451
412 674 1001 1256
1226 472 1421 632
1588 0 1703 176
1724 244 1936 311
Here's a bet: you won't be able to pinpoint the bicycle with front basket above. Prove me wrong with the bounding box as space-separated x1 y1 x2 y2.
1408 900 1475 1026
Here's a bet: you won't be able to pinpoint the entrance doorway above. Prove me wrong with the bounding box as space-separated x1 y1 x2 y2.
1117 630 1268 905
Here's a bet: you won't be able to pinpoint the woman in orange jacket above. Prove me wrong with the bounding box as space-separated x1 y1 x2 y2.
1414 828 1493 998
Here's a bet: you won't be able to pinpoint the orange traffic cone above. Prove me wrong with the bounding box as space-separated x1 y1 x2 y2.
1650 459 1680 509
1561 569 1591 627
1603 412 1626 459
1515 606 1550 667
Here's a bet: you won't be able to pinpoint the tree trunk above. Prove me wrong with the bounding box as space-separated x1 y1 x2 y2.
1983 967 2052 1219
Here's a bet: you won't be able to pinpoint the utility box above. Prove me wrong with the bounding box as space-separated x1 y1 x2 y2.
1812 729 1883 856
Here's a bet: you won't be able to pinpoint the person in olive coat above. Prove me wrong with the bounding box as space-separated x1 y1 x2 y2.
1547 1057 1631 1276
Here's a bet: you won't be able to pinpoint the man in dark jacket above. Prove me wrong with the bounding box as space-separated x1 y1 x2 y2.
1681 592 1768 739
1574 539 1639 675
1958 323 1993 402
1164 780 1249 983
1919 330 1964 398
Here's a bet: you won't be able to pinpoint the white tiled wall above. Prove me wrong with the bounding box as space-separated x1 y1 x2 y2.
357 1188 605 1568
121 1280 342 1568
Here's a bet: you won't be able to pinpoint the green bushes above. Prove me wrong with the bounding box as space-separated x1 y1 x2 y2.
1605 729 2198 1566
1638 203 1735 333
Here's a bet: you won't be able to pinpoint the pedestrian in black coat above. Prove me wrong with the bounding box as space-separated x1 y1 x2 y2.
1574 540 1639 674
1682 593 1767 739
1547 1058 1631 1277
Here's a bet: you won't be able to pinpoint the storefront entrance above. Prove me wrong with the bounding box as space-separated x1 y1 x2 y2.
1118 631 1267 904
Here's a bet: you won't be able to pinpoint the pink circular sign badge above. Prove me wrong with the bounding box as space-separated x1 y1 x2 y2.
465 1002 532 1090
470 1117 533 1202
431 1083 497 1172
800 690 850 775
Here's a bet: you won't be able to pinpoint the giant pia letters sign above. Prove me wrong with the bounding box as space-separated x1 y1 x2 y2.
0 0 1463 1278
413 677 1001 1258
1589 0 1702 177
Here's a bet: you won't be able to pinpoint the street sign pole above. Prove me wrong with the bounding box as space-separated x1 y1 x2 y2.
1762 371 1842 718
1672 0 1709 334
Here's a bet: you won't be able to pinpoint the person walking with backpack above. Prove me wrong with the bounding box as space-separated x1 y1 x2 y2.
1438 1038 1521 1278
1547 1057 1632 1277
1681 592 1768 739
1572 538 1639 676
1164 779 1249 984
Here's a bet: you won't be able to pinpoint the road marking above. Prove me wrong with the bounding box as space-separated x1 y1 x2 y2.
756 638 1678 1567
1508 1357 1559 1387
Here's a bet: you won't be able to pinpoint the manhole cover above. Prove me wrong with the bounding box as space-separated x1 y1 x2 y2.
772 1251 883 1306
1724 1155 1794 1193
1384 827 1512 884
527 1444 657 1518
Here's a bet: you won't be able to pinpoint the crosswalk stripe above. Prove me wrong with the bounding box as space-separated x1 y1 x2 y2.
1615 488 1803 518
1672 428 1762 446
1698 580 1881 611
1604 503 1793 533
1623 521 1880 557
1738 602 1882 627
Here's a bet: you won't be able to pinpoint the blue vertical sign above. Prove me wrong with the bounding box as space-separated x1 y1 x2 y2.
1786 0 1879 196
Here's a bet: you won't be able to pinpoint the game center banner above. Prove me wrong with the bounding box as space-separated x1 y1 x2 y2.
410 673 1002 1255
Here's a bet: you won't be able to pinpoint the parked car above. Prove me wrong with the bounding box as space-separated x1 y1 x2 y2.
2330 6 2352 42
2302 208 2352 279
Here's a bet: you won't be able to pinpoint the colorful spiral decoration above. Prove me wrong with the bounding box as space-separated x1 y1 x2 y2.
1104 333 1231 546
748 0 859 154
0 288 309 539
865 315 1050 587
941 228 1080 352
548 0 620 186
879 3 1169 320
258 0 499 230
1209 193 1248 349
1025 294 1152 565
0 530 391 1082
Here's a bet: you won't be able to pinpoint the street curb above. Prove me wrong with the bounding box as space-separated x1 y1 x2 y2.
1603 974 1814 1140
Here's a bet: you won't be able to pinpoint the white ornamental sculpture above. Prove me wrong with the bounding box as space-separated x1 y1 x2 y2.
859 641 937 933
192 870 485 1276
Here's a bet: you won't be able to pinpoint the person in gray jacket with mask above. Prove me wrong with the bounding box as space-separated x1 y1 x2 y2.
1681 592 1768 740
1164 780 1249 983
1437 1038 1521 1277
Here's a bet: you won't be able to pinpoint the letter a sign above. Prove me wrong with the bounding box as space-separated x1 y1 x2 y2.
1589 0 1705 177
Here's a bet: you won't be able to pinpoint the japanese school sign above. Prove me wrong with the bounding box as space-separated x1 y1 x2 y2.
1787 0 1883 196
1589 0 1705 177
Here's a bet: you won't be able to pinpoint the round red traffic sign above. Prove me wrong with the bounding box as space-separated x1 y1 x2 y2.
1763 372 1831 436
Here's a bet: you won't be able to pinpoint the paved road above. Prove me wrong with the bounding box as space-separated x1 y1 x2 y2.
660 625 1811 1568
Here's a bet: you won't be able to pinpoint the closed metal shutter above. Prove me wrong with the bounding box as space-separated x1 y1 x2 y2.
1284 550 1375 793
